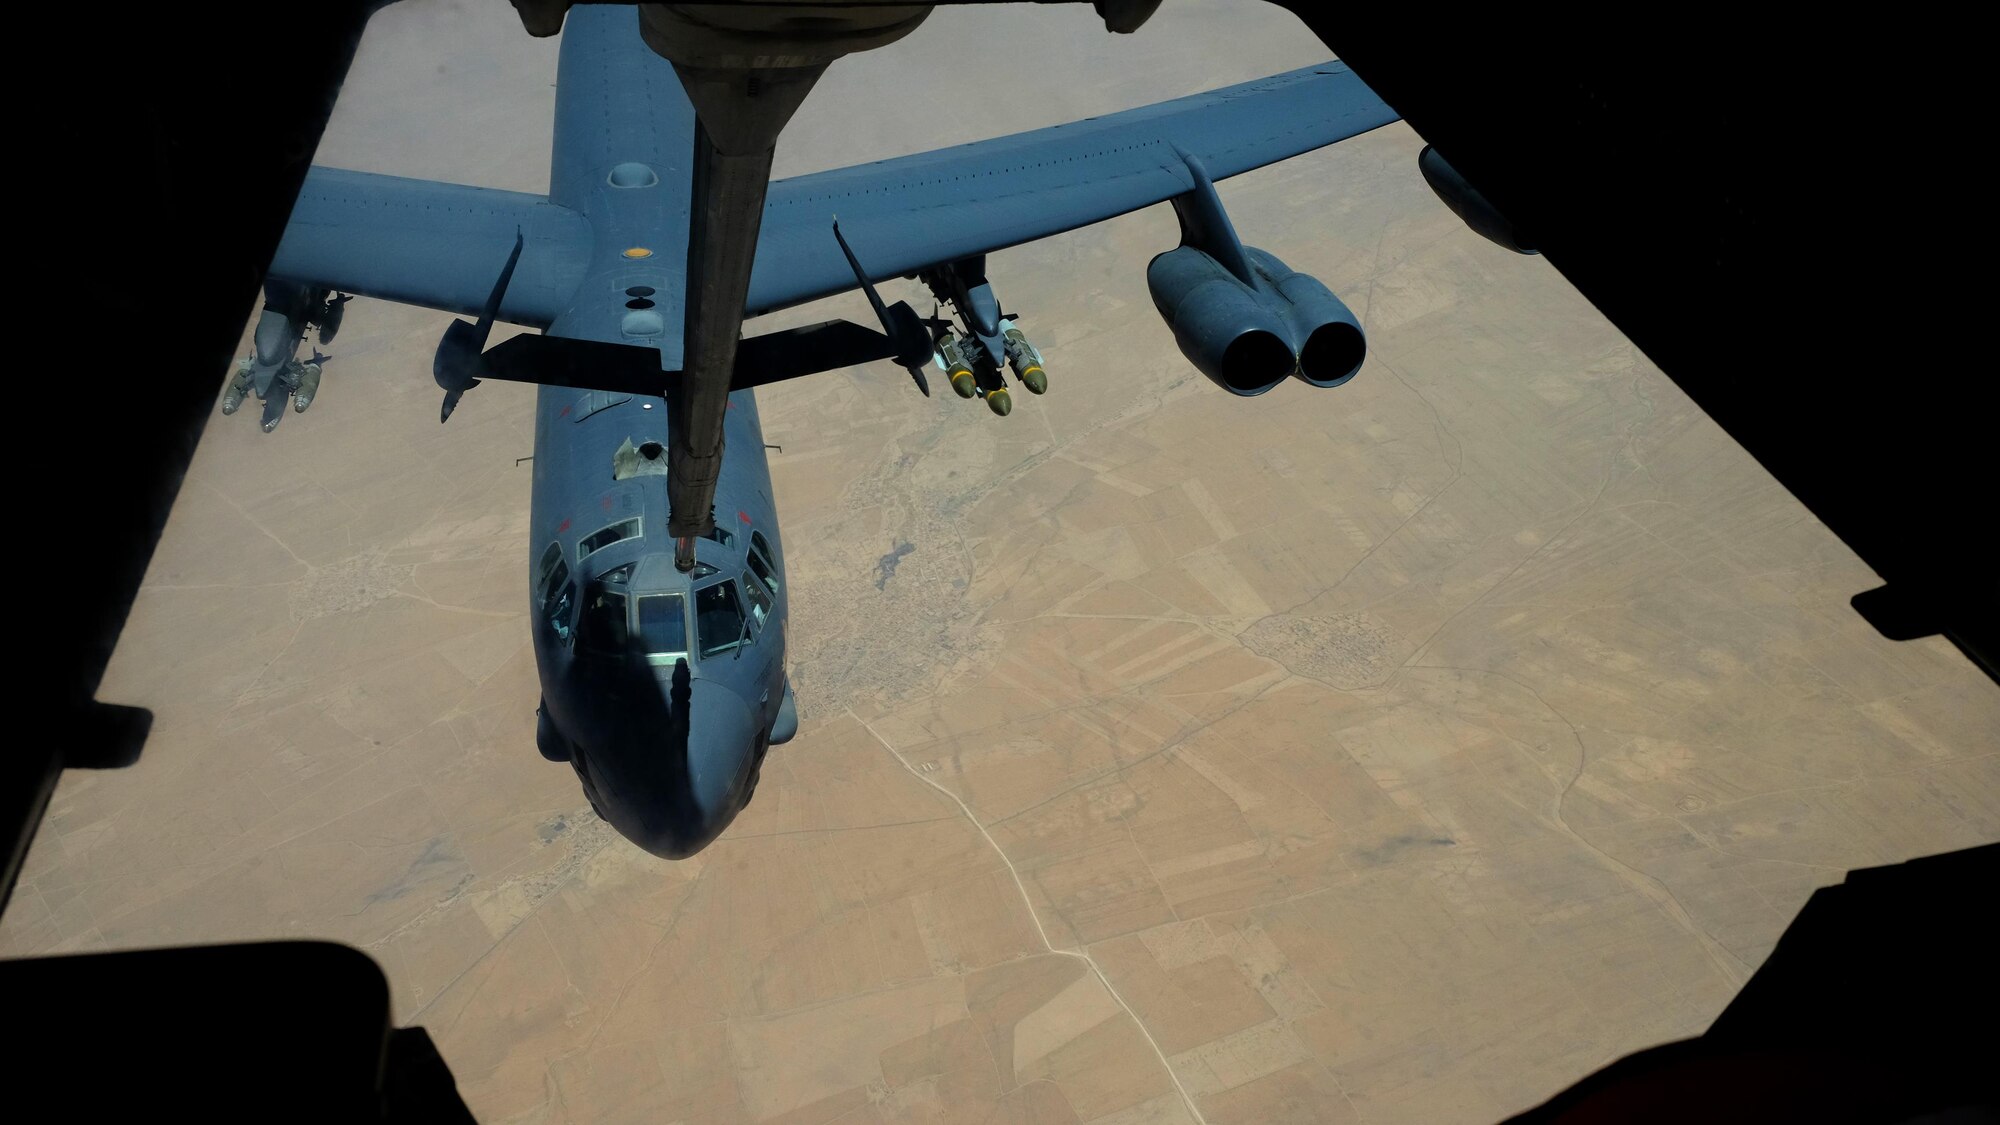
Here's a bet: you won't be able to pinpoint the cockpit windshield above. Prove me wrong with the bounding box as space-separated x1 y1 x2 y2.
748 531 779 595
637 593 688 666
543 559 574 643
576 584 629 657
538 542 574 643
694 580 748 658
741 570 771 626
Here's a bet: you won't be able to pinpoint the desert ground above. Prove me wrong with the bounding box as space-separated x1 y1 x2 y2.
6 2 1995 1122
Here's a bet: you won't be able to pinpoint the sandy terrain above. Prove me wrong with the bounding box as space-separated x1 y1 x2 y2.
5 2 1995 1123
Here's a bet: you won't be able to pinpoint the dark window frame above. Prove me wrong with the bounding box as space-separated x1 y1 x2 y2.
747 531 779 595
741 569 772 627
693 579 750 658
537 541 563 589
577 516 642 564
576 583 631 657
543 557 574 644
637 592 690 666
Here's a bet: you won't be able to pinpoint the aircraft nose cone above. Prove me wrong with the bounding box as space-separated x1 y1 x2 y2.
680 678 757 822
581 672 758 861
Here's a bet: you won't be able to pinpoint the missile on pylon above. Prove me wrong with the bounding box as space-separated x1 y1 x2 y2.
1001 321 1047 395
937 333 977 399
293 360 323 413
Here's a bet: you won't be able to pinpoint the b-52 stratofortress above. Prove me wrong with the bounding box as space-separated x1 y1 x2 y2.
241 4 1398 858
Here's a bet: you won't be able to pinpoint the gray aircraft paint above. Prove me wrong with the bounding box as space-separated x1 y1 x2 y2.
523 11 787 857
255 4 1398 858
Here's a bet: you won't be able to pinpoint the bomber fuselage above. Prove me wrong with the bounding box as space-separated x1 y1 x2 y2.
526 6 792 858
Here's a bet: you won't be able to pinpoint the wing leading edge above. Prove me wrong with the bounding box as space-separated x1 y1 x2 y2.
265 61 1392 345
747 61 1397 316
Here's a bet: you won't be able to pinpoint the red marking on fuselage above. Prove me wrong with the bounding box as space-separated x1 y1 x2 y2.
737 510 752 525
602 495 614 511
558 404 572 417
556 518 571 533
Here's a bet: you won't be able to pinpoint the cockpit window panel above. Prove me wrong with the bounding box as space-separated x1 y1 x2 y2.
701 526 734 548
694 580 748 658
543 557 574 643
597 562 635 585
637 593 689 666
747 531 779 595
537 541 563 589
741 570 772 627
577 517 641 564
577 585 629 656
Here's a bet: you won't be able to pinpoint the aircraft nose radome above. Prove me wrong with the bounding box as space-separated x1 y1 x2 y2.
564 670 761 860
682 679 757 819
605 678 757 860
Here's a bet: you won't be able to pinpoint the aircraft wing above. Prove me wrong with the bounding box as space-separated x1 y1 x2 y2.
747 61 1396 317
260 62 1391 389
268 168 590 329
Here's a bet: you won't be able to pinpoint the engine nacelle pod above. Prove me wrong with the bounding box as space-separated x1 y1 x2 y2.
1245 249 1366 388
1147 246 1296 396
1418 145 1537 255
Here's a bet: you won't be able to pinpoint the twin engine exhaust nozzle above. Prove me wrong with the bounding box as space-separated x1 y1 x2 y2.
1148 149 1366 398
1147 244 1364 397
